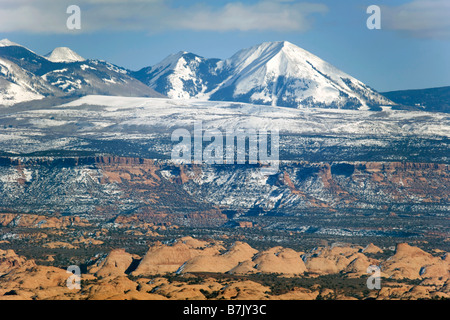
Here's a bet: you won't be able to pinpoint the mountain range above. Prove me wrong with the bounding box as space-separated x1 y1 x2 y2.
382 86 450 113
0 39 163 105
133 41 394 110
0 39 396 109
1 38 447 113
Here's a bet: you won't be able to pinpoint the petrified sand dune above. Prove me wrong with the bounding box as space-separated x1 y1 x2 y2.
344 253 377 275
229 247 306 275
0 213 90 228
132 243 195 275
86 276 164 300
304 245 369 275
132 237 224 275
92 249 137 278
43 241 78 249
305 256 341 274
362 243 383 254
0 249 35 276
180 241 258 273
253 247 306 274
382 243 450 281
216 280 271 300
1 240 449 300
0 264 71 300
149 277 222 300
272 288 319 300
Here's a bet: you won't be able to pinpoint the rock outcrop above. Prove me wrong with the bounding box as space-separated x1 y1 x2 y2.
382 243 450 282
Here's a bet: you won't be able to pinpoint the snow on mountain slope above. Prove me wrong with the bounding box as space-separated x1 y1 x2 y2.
0 39 23 48
133 51 225 99
57 95 448 138
0 94 447 165
211 41 393 110
0 40 164 104
0 57 61 106
0 39 398 109
0 78 44 106
138 41 393 110
44 47 85 63
40 59 164 97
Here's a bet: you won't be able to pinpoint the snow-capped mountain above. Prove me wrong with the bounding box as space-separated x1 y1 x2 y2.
133 51 226 99
0 39 23 48
212 41 393 109
0 39 163 106
38 59 163 97
0 40 62 105
44 47 85 63
0 56 61 105
0 39 395 108
137 41 394 110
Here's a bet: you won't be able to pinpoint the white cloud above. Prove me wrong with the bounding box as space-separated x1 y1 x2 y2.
172 2 328 32
0 0 328 34
382 0 450 39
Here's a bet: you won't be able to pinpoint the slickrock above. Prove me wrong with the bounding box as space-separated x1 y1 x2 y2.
305 256 341 275
362 243 383 254
0 240 449 300
382 243 450 281
179 241 258 273
42 241 78 249
0 249 35 276
0 265 71 300
304 245 361 275
344 253 379 276
91 249 137 278
0 213 90 228
86 276 162 300
73 236 104 246
216 280 270 300
132 237 223 276
150 280 218 300
229 260 257 274
272 288 319 300
230 247 306 275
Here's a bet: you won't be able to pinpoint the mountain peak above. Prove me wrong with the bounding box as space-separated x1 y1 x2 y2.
133 40 392 109
245 40 295 52
44 47 85 63
261 40 292 47
0 38 22 47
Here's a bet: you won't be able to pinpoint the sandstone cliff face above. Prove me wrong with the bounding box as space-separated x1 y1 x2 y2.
0 156 448 229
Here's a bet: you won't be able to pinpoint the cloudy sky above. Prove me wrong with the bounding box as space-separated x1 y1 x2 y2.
0 0 449 91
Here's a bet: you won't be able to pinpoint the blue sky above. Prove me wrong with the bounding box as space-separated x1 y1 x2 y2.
0 0 449 92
